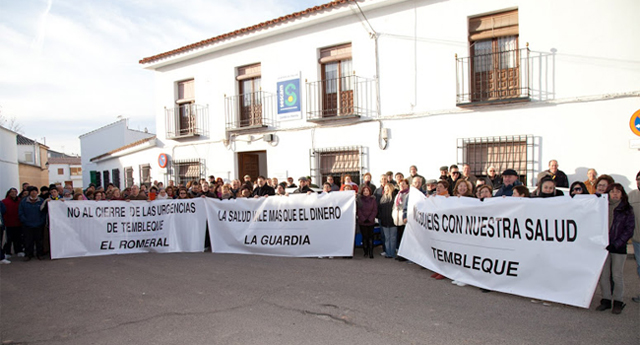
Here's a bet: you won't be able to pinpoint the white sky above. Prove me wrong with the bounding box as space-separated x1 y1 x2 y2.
0 0 324 155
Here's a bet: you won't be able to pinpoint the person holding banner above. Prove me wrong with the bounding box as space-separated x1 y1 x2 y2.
596 183 635 314
393 179 410 262
595 174 615 195
453 179 474 197
357 185 378 258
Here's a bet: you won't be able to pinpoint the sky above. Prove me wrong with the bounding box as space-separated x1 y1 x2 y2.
0 0 324 155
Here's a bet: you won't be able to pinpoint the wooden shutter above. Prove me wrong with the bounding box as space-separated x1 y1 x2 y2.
469 10 518 41
177 79 195 103
319 43 352 64
236 64 261 81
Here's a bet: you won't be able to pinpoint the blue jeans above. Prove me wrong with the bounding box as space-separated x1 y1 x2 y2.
381 226 397 258
633 241 640 279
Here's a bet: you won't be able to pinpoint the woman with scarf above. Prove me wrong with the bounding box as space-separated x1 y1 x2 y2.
357 185 378 258
392 179 410 261
595 183 635 314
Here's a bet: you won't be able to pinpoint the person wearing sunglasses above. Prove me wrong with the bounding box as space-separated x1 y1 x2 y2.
569 181 590 197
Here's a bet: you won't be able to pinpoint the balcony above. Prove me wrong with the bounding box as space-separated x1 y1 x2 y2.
306 75 376 122
165 103 209 139
225 91 276 132
456 47 531 106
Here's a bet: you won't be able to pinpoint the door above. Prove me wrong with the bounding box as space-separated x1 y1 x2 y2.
239 77 262 127
238 153 260 182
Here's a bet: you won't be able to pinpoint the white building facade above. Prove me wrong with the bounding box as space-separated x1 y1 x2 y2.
80 119 155 189
134 0 639 188
0 126 19 194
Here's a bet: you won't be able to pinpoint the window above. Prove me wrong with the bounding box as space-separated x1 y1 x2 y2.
70 167 82 175
320 44 353 117
125 167 134 188
25 152 33 163
139 164 151 186
469 10 520 102
103 171 110 189
57 168 64 175
310 146 364 186
90 170 102 188
173 159 205 186
237 64 262 127
112 168 120 188
457 135 534 185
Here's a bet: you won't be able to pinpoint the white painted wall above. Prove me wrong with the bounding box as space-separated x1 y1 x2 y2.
0 126 19 195
80 119 154 187
141 0 640 189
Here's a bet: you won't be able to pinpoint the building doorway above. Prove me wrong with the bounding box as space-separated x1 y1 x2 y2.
237 150 267 182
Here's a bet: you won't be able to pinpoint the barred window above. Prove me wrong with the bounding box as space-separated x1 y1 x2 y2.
139 164 151 186
310 146 365 185
125 167 134 188
173 159 205 186
102 170 110 189
457 135 534 185
112 168 120 188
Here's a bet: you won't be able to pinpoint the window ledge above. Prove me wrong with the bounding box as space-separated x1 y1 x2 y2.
307 114 361 123
457 97 531 108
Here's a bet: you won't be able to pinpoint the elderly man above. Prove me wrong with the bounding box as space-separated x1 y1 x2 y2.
494 169 523 197
406 165 426 192
125 185 148 200
536 160 569 188
292 177 314 194
462 164 478 187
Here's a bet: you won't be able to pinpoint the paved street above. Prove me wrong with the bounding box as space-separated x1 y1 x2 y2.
1 250 639 345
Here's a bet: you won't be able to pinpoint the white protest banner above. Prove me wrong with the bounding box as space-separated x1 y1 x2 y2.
398 188 608 308
49 199 207 259
205 192 355 257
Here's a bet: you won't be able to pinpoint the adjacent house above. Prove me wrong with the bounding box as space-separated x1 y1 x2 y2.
79 118 155 189
47 150 83 190
17 134 49 189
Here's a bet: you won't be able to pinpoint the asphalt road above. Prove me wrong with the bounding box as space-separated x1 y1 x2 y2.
1 250 639 345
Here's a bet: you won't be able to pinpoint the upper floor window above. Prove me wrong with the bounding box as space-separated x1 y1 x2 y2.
237 64 262 127
166 79 208 139
320 44 353 117
469 10 520 102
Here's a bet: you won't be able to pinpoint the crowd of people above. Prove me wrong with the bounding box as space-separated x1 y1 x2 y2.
1 160 638 314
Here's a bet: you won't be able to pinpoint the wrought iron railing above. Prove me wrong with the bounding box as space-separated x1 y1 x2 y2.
456 47 531 105
224 91 276 131
306 75 376 121
165 103 209 139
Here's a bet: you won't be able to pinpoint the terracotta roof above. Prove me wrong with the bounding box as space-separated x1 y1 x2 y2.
90 136 156 162
139 0 354 65
48 157 82 165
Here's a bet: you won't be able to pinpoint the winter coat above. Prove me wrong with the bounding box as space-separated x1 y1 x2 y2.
392 189 410 226
19 197 46 228
251 184 275 197
357 195 378 226
1 197 21 227
607 201 635 254
495 180 523 197
377 192 397 227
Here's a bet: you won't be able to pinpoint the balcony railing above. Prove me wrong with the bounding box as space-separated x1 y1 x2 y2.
456 47 531 106
306 75 376 122
224 91 276 131
165 103 209 139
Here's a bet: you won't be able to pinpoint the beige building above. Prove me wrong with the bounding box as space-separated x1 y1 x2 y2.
17 134 49 189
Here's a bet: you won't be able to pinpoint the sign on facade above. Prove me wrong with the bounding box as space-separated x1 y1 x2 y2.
277 73 301 121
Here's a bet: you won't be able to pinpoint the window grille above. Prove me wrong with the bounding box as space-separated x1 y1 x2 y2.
125 167 134 188
173 159 206 186
102 170 110 189
139 164 151 186
457 135 534 185
310 146 366 186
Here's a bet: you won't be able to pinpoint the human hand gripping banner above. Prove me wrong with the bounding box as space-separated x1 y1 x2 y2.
398 188 609 308
205 192 356 257
49 199 207 259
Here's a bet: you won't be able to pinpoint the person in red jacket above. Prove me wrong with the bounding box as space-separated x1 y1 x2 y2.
2 188 24 258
